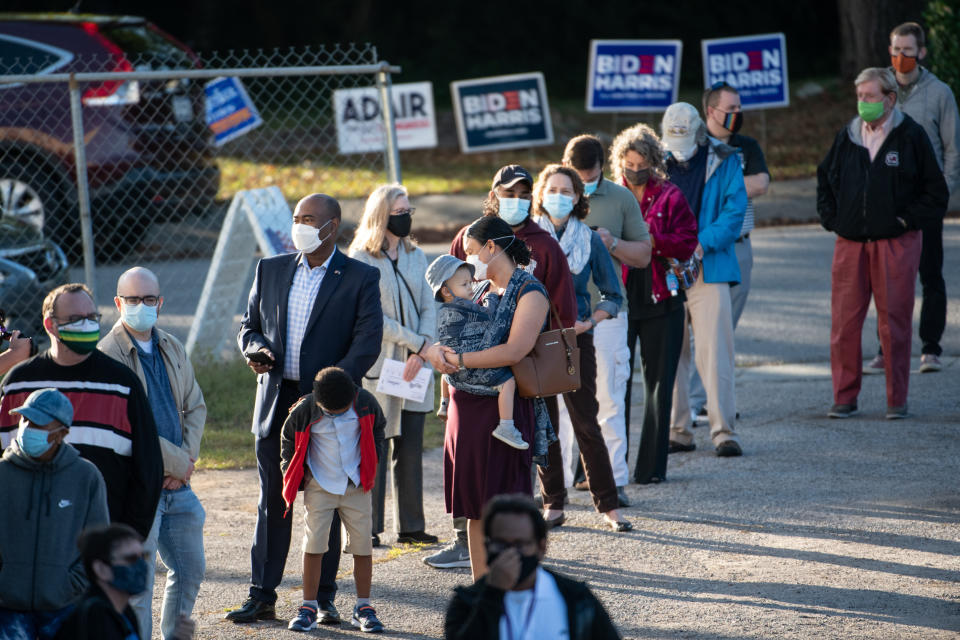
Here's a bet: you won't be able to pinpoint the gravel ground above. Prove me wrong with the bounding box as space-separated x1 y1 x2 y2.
156 224 959 639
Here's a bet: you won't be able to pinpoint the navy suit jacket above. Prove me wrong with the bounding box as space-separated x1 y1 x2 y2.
238 247 383 438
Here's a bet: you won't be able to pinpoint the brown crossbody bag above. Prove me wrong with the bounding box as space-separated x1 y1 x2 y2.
510 283 581 398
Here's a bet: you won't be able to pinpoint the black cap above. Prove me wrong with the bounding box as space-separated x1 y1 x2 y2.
491 164 533 191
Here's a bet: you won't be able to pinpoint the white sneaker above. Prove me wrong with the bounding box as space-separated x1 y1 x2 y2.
492 423 529 450
919 354 942 373
864 354 884 374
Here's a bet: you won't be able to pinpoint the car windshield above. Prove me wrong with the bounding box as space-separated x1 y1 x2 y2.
100 23 195 70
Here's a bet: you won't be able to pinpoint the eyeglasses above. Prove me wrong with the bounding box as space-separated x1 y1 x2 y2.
55 313 102 325
390 207 416 216
118 295 160 306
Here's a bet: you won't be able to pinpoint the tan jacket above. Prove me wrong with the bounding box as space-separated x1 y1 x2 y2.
99 321 206 480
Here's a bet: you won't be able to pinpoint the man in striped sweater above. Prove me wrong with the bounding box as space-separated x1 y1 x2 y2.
0 283 163 539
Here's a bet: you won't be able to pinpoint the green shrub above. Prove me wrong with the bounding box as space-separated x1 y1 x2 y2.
924 1 960 98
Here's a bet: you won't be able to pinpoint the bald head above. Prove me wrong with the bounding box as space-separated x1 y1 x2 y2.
117 267 160 297
295 194 341 221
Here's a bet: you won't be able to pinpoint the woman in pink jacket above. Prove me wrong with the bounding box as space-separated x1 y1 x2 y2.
610 123 698 485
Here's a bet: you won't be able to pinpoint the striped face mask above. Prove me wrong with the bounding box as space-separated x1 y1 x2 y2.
57 318 100 355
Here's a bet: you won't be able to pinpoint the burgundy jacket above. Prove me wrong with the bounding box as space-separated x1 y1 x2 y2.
450 218 577 330
622 176 699 304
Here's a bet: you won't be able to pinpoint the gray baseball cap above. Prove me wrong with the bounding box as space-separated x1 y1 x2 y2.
425 254 474 301
11 388 74 428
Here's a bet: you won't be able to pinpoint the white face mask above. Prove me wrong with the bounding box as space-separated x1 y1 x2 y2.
465 237 514 280
291 220 332 253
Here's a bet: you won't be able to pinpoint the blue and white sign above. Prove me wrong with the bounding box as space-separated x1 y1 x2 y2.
204 76 263 146
451 72 553 153
586 39 682 112
701 33 789 110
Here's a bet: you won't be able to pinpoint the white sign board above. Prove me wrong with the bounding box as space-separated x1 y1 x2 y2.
185 187 293 358
334 81 438 154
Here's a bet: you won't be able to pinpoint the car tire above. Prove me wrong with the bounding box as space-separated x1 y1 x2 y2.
0 156 73 242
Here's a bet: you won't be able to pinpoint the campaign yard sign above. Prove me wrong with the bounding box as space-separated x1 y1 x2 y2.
701 33 789 110
204 76 263 146
451 72 553 153
586 40 683 112
333 81 438 154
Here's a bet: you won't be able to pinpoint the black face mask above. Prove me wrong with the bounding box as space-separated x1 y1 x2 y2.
623 167 652 186
387 212 412 237
486 546 540 587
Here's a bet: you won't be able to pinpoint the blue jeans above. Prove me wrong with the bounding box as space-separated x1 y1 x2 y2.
130 485 206 640
0 606 73 640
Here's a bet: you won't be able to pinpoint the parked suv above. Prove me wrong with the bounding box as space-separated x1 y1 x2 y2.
0 13 220 262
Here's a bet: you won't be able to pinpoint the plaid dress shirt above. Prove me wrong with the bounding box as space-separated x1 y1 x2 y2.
284 249 335 380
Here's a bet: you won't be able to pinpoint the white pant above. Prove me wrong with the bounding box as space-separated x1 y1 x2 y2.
559 312 630 486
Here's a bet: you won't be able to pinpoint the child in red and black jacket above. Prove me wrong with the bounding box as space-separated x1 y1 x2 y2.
280 366 386 633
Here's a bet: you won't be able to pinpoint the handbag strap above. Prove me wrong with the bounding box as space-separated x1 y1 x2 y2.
516 281 575 351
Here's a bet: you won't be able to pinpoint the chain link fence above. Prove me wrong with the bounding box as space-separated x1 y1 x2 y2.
0 42 400 346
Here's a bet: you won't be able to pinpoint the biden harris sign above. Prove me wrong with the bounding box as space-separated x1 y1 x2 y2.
451 72 553 153
586 40 682 112
701 33 789 110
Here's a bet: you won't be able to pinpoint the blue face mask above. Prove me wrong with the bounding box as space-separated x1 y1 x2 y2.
542 192 575 220
121 302 158 333
110 557 149 595
583 178 599 196
17 422 57 458
497 197 531 226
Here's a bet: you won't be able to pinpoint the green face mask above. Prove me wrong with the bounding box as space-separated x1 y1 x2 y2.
858 100 885 123
57 318 100 355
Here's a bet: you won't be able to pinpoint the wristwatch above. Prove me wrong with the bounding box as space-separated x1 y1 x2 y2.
458 352 466 371
610 237 619 253
589 317 598 329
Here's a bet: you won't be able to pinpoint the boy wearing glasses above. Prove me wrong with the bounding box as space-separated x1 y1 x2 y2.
0 283 163 544
99 267 207 640
280 366 386 633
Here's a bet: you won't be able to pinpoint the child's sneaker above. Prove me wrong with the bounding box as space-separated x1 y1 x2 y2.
288 605 318 632
352 604 384 633
492 422 529 450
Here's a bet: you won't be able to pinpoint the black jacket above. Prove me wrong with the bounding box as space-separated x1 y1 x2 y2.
53 585 140 640
816 109 948 241
444 569 621 640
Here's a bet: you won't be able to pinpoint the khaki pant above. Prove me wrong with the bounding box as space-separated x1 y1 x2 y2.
670 272 738 448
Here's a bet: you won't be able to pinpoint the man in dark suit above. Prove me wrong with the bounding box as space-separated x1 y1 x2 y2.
226 193 383 625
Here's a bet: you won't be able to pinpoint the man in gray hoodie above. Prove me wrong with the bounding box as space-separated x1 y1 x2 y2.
865 21 959 375
0 388 109 639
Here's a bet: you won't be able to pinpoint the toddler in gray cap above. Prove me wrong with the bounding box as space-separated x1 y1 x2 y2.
425 255 527 450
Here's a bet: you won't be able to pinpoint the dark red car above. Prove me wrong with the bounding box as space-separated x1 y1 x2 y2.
0 13 220 260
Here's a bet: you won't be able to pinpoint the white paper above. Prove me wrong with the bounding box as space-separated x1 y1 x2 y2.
375 358 431 403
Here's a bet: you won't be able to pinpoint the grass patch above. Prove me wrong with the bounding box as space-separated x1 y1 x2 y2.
194 357 256 470
194 358 446 470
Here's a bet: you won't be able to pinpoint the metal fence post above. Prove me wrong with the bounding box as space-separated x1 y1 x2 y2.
67 74 98 302
376 63 402 184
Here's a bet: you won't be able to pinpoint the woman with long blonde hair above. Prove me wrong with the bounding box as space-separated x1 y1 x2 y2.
348 183 441 546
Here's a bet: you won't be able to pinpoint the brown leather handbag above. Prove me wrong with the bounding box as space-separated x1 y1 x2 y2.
511 290 581 398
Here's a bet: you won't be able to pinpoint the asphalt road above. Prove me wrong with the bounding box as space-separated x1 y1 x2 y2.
158 221 960 639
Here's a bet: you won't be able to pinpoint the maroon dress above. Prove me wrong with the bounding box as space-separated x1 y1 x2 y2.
444 387 535 520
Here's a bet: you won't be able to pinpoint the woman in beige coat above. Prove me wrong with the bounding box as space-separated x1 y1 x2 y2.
349 183 439 546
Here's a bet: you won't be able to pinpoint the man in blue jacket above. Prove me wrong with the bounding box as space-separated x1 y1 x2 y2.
226 193 384 625
660 103 747 457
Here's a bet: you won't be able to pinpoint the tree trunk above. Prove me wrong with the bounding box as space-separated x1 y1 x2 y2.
838 0 927 80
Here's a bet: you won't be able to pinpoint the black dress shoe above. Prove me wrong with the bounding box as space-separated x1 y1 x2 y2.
318 599 341 625
545 513 565 530
668 441 696 453
397 530 439 544
634 475 664 485
372 534 382 548
225 597 276 623
716 441 743 457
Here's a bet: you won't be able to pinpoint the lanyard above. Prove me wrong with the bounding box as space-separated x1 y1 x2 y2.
503 587 538 640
